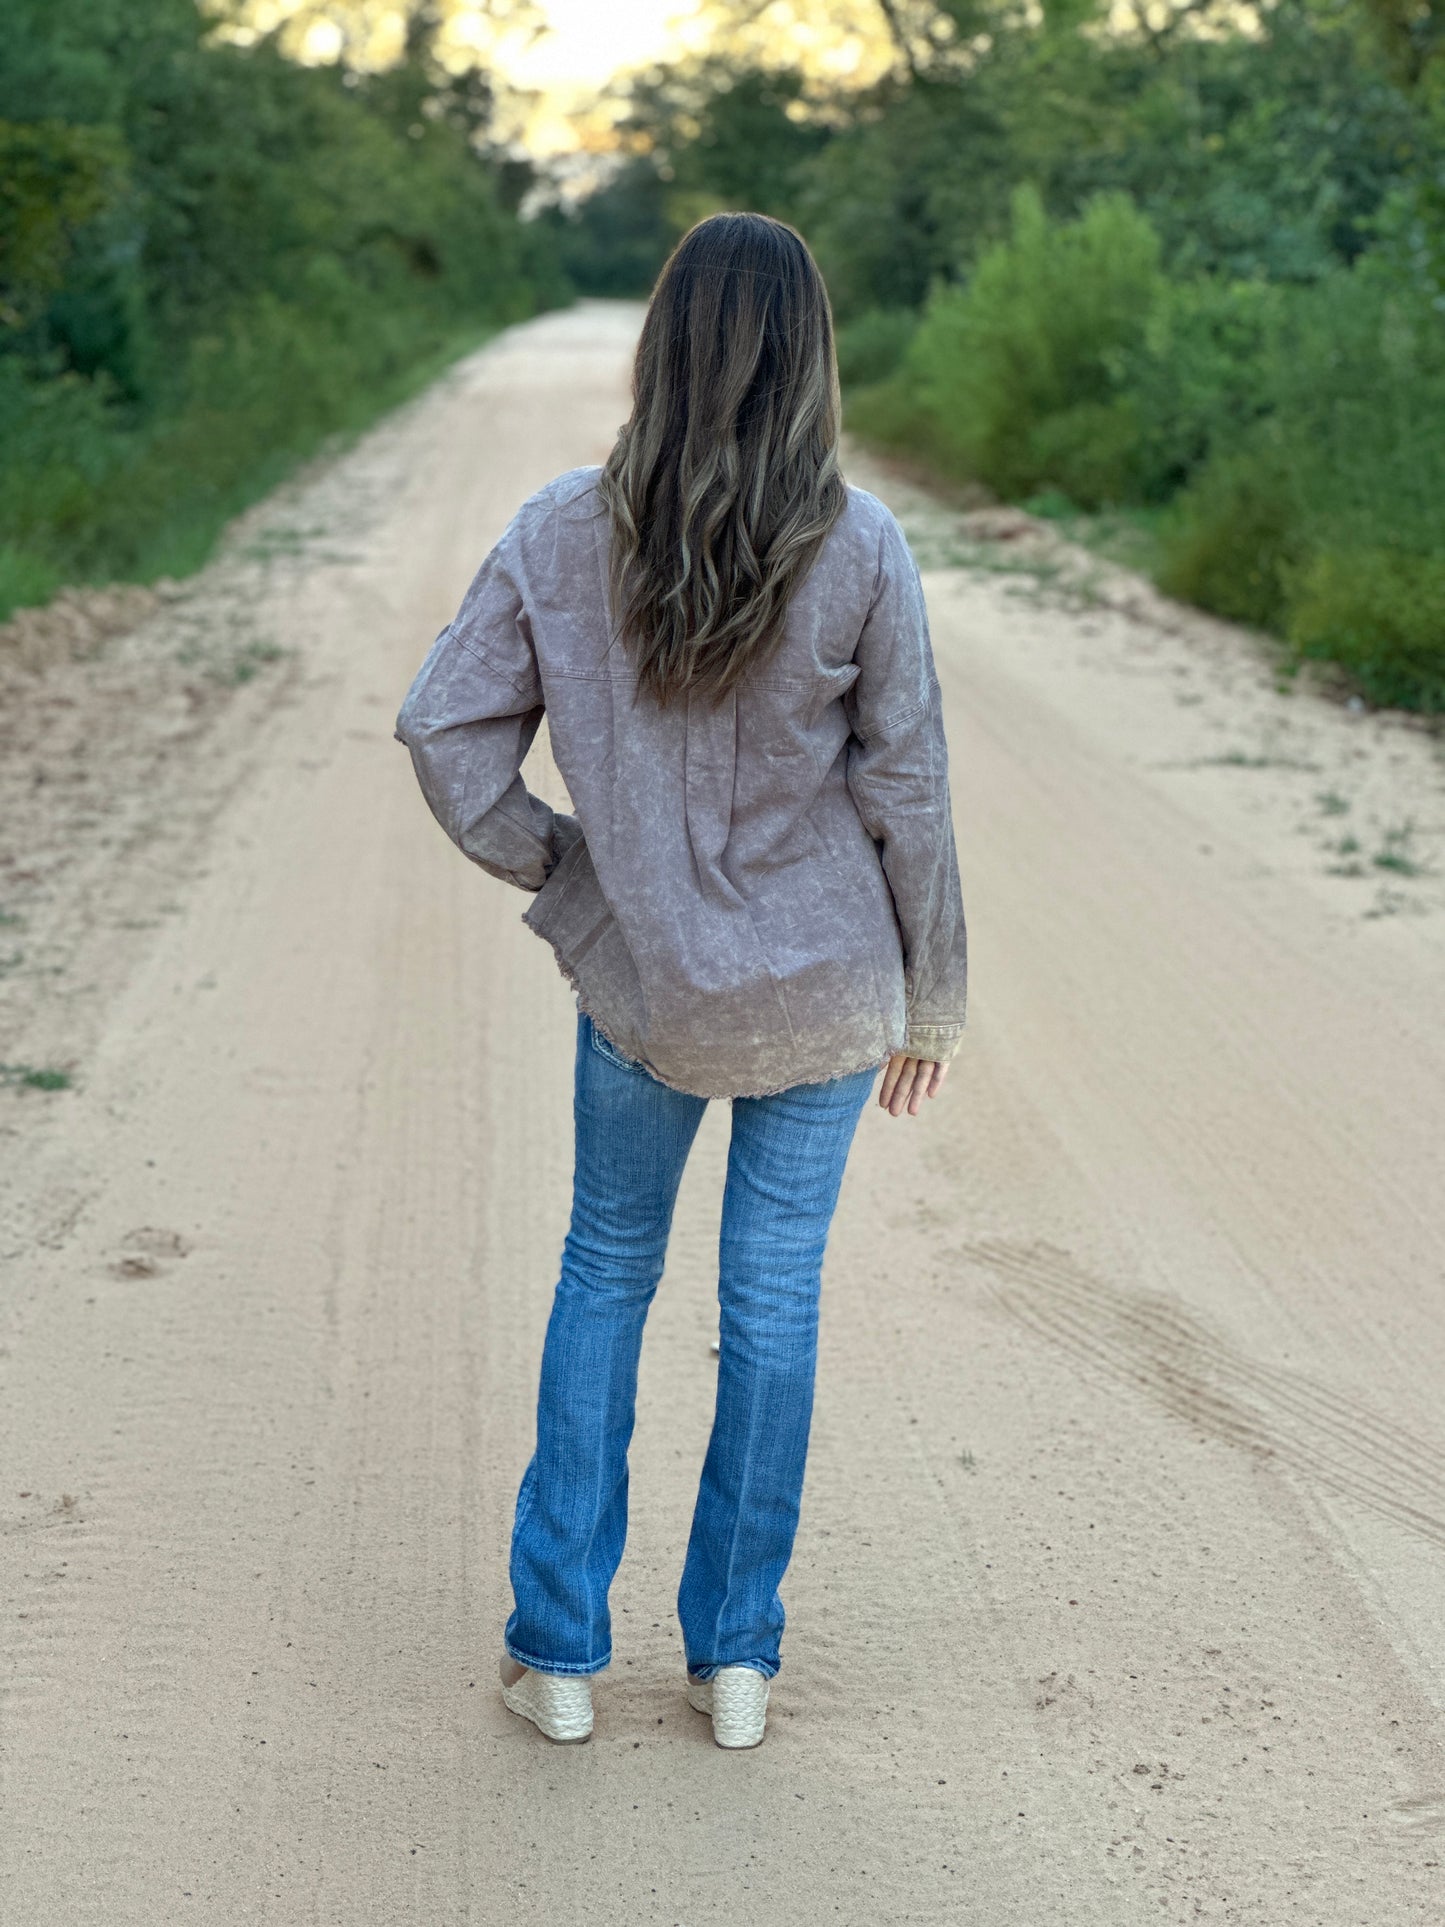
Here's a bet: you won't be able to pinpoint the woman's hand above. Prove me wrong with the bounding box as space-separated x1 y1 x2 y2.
878 1052 949 1118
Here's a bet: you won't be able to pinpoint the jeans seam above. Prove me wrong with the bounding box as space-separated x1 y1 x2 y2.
504 1638 611 1678
512 1462 536 1538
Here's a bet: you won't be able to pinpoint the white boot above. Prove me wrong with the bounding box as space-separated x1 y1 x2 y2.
687 1665 770 1749
500 1653 594 1743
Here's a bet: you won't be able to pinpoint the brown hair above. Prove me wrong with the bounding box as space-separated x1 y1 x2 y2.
596 211 847 707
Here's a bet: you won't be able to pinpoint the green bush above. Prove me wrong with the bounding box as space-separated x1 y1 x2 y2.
1287 547 1445 711
1158 262 1445 706
0 290 510 613
1155 437 1303 631
854 196 1278 512
842 371 970 480
1119 277 1281 502
0 0 564 621
854 181 1445 714
83 303 492 583
835 308 918 389
899 187 1165 506
0 356 131 554
0 545 61 614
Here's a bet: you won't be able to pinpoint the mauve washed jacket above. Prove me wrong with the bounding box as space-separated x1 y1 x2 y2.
394 465 967 1099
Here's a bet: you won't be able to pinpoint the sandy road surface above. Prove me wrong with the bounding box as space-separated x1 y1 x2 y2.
3 302 1445 1925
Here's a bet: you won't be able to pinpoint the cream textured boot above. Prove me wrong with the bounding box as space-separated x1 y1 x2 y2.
687 1666 770 1749
500 1653 594 1743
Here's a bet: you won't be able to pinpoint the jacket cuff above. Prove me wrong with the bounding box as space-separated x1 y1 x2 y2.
545 812 585 874
902 1019 965 1064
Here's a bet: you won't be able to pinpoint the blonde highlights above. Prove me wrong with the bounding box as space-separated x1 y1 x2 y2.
596 212 847 707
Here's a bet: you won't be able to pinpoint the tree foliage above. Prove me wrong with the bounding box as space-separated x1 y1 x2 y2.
0 0 563 615
564 0 1445 708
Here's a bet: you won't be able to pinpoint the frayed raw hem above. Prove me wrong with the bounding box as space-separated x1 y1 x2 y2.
505 1638 611 1678
729 1048 893 1103
524 918 896 1102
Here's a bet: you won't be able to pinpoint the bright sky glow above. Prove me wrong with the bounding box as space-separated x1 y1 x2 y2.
213 0 903 161
500 0 899 157
506 0 702 88
491 0 711 157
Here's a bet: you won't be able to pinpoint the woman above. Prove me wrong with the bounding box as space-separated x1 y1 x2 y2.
394 213 966 1750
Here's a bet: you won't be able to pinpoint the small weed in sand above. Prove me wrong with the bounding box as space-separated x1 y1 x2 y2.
223 639 286 686
913 536 1037 575
1018 494 1165 576
0 907 22 927
1005 561 1111 615
240 523 326 562
1326 833 1366 877
0 1063 73 1091
1364 886 1427 920
958 1450 977 1472
0 950 23 976
1373 822 1424 877
1315 790 1350 816
1192 749 1321 772
918 536 1106 611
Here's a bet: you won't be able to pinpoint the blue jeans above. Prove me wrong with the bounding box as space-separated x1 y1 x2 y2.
505 1011 876 1681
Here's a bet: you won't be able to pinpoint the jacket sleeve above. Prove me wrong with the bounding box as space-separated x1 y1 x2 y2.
393 537 580 893
844 509 968 1062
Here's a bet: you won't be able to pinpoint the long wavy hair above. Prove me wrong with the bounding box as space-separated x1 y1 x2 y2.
596 212 847 707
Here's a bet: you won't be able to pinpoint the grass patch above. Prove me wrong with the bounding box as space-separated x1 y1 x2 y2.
1189 749 1321 771
1326 832 1366 876
1020 493 1167 577
219 639 287 687
1372 822 1424 876
0 1062 74 1091
238 523 330 564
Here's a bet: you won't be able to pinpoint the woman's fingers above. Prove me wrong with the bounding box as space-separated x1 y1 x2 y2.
886 1058 913 1116
878 1053 905 1110
878 1055 944 1117
878 1053 948 1116
883 1053 922 1113
902 1058 932 1116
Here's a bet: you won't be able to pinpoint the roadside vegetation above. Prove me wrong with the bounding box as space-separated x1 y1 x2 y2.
5 0 1441 714
558 0 1445 715
0 0 565 624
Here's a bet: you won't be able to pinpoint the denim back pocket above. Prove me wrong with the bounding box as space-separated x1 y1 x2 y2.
587 1016 648 1076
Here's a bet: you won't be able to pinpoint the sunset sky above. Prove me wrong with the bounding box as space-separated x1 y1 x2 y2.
505 0 698 91
507 0 900 156
217 0 902 158
490 0 710 156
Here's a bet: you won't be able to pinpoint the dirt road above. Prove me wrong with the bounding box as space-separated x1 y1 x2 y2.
3 303 1444 1925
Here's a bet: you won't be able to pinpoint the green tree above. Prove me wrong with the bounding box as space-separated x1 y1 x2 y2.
0 0 562 616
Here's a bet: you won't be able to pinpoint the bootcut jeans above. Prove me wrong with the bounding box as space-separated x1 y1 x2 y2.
504 1010 876 1681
